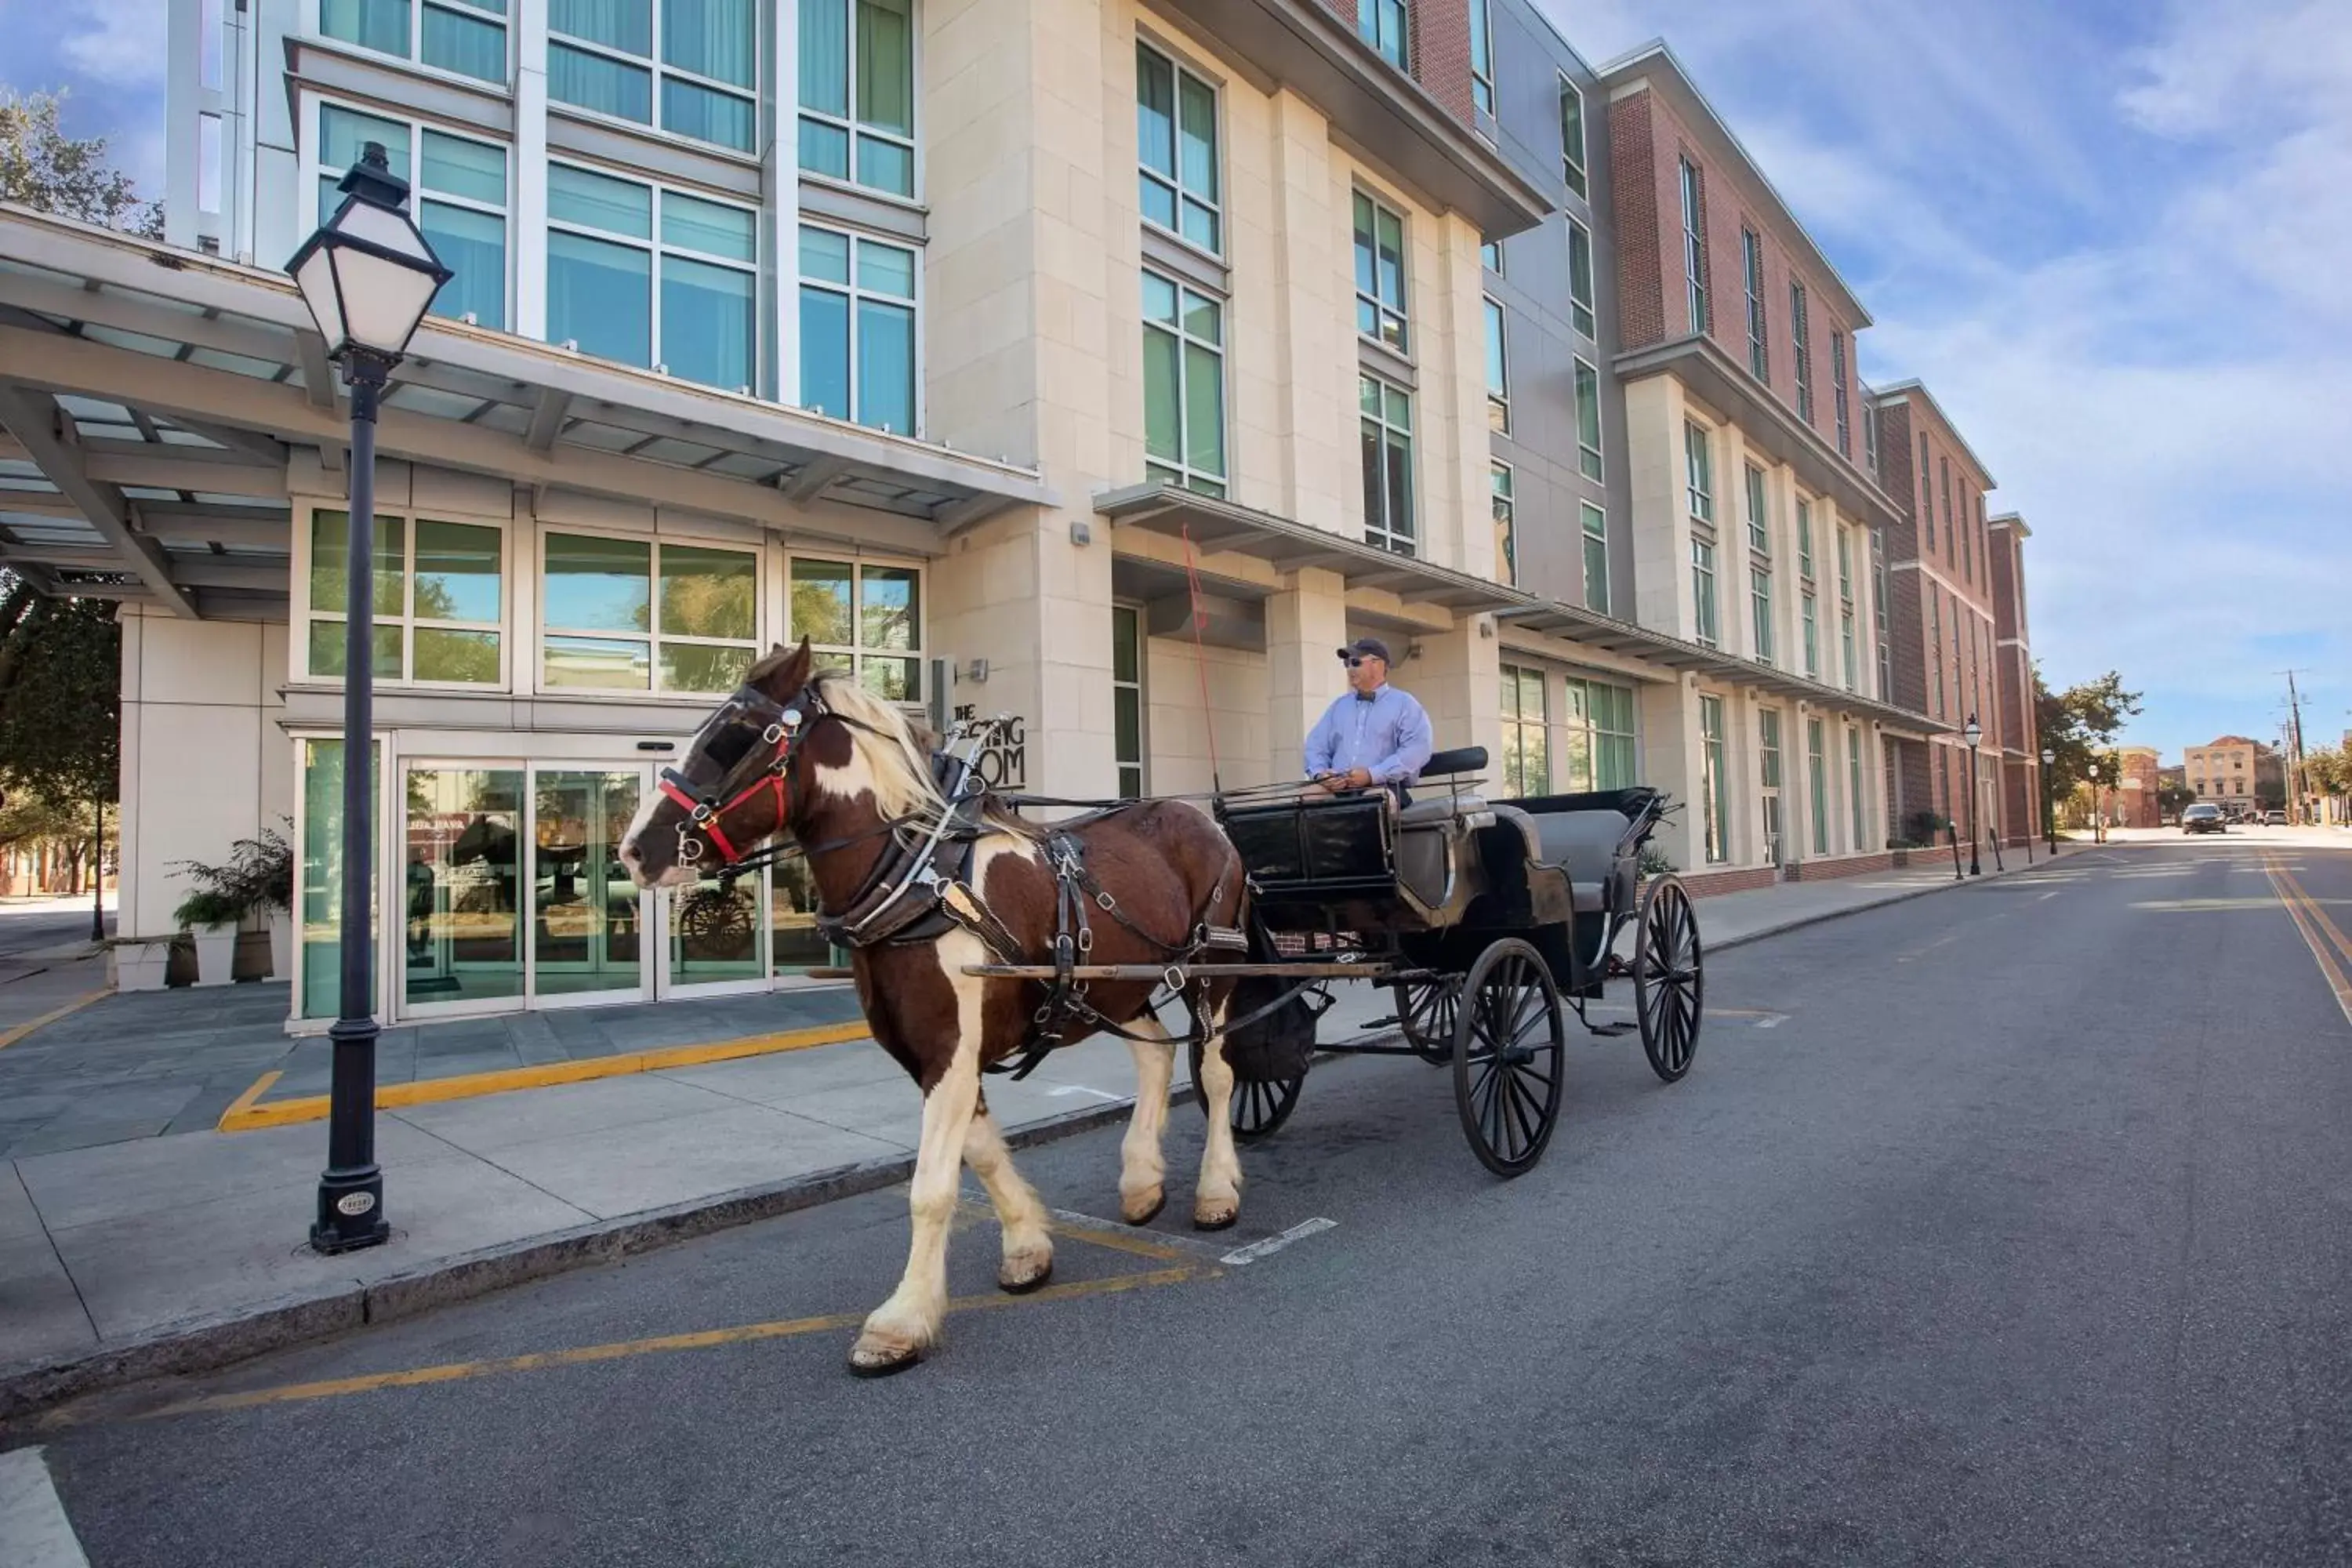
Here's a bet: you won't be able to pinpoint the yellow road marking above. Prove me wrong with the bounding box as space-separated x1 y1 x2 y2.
217 1021 873 1133
2273 861 2352 967
0 988 109 1052
120 1265 1209 1422
2263 855 2352 1027
215 1069 282 1126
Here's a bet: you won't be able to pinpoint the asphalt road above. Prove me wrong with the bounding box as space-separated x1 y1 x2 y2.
20 841 2352 1566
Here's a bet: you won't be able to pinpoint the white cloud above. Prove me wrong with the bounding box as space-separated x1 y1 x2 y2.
58 0 169 87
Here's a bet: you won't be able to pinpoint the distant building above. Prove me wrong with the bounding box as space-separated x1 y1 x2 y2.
2184 736 2283 814
2114 746 2161 829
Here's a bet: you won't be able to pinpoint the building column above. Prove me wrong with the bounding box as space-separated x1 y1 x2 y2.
1399 613 1499 762
1265 568 1349 784
1640 674 1704 875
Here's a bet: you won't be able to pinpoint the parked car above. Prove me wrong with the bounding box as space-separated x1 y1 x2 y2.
2263 809 2288 826
2182 804 2226 834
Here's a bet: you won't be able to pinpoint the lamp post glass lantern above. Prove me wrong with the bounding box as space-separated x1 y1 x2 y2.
285 143 452 1254
1962 714 1983 877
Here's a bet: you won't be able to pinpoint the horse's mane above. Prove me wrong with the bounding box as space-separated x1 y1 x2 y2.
810 669 1042 840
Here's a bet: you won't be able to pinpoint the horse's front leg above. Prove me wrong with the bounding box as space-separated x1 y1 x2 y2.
1118 1022 1177 1225
964 1095 1053 1292
851 973 983 1375
1192 998 1243 1231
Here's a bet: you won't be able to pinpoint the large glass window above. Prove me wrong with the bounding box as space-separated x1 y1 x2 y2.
1831 330 1851 456
801 224 918 435
1848 727 1867 848
542 533 757 693
318 106 509 330
1484 296 1510 434
1700 695 1728 863
800 0 913 194
1684 420 1713 522
1744 463 1769 554
1791 281 1813 424
1142 270 1226 496
1353 191 1408 351
1796 497 1814 579
1679 156 1707 333
1838 526 1857 692
1566 217 1595 339
1807 717 1828 855
1802 588 1820 678
1358 0 1408 69
1501 664 1547 798
550 0 756 152
1469 0 1494 118
1750 567 1773 666
1691 537 1718 647
1136 44 1221 254
1919 433 1936 549
1359 373 1414 556
1581 501 1608 615
789 557 923 702
1113 604 1145 798
297 738 381 1020
1553 678 1638 793
1873 528 1891 697
1492 463 1515 585
1742 230 1767 380
1559 76 1587 200
1759 708 1784 864
324 0 506 83
548 165 756 392
1929 590 1944 719
1574 358 1603 481
307 509 502 685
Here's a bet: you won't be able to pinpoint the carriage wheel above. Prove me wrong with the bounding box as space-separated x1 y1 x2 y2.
1396 979 1461 1066
1452 938 1566 1178
1633 873 1704 1083
1188 1031 1302 1145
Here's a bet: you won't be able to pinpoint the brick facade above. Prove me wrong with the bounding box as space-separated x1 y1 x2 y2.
1789 850 1898 881
1608 93 1666 349
1679 865 1780 898
1315 0 1476 128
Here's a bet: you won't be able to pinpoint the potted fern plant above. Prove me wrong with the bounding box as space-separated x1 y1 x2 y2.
170 824 294 985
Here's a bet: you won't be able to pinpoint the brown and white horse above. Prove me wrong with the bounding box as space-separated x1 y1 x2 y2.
617 640 1248 1375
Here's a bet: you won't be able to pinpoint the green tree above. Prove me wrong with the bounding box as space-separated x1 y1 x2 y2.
2032 666 2143 804
2157 779 2196 822
0 88 162 236
2303 746 2348 800
0 572 122 813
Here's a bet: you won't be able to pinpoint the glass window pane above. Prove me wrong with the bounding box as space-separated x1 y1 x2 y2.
860 656 920 702
321 0 410 57
660 643 754 692
799 118 850 180
1114 687 1141 762
422 3 506 81
1141 175 1176 232
799 0 848 115
550 0 650 53
548 42 652 122
661 253 753 388
791 560 855 645
798 285 851 419
544 635 651 690
1142 325 1180 466
1385 384 1410 427
414 521 501 622
855 134 913 197
662 0 754 85
855 0 913 136
1358 374 1381 418
1112 604 1139 684
549 164 652 236
412 627 500 683
419 201 506 328
548 230 651 366
854 298 915 433
800 226 851 283
1142 270 1179 325
321 105 411 175
661 193 756 261
1384 431 1413 541
1484 298 1506 396
659 545 756 639
1180 200 1218 253
662 78 755 151
1182 339 1223 477
307 619 402 680
1352 194 1376 296
857 239 915 298
860 566 920 650
543 533 650 632
1181 289 1219 346
1136 46 1175 179
298 739 380 1019
420 132 506 204
1178 74 1217 201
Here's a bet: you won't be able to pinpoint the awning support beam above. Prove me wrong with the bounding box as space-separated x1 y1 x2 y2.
0 385 195 616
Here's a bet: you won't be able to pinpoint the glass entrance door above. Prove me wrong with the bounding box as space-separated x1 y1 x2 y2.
530 768 648 1005
402 764 526 1015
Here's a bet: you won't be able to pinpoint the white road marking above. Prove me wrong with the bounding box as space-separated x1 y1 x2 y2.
2039 891 2061 901
1751 1012 1787 1029
1046 1083 1127 1103
1221 1216 1338 1266
0 1448 90 1568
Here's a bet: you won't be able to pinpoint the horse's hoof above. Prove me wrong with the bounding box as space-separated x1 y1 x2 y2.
848 1334 924 1377
1120 1188 1167 1226
999 1256 1053 1294
1192 1201 1240 1232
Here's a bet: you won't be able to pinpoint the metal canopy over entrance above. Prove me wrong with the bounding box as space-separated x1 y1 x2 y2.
0 207 1057 618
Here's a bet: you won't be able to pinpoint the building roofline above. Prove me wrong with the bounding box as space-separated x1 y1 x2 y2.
1987 510 2031 539
1870 379 2001 488
1594 38 1872 330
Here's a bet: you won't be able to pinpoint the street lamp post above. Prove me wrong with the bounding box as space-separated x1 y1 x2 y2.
285 143 452 1254
1962 714 1984 877
2041 748 2056 856
2086 761 2104 845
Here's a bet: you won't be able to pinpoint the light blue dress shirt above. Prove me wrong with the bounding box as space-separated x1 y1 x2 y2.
1304 683 1434 786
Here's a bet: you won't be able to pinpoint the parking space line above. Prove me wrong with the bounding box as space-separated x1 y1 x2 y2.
0 1447 90 1566
0 990 109 1054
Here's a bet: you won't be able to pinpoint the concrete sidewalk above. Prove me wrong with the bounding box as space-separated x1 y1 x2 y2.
0 844 2082 1417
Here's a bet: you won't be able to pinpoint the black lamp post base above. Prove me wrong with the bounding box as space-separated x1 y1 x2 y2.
311 1169 390 1254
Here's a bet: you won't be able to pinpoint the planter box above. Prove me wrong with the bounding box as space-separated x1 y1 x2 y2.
191 926 238 988
111 938 175 992
233 928 273 982
267 910 293 982
1888 848 1911 867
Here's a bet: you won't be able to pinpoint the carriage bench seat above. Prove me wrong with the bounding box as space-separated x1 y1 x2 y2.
1396 794 1484 829
1533 810 1634 915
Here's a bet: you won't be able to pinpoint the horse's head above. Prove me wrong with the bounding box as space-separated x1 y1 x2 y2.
618 638 822 889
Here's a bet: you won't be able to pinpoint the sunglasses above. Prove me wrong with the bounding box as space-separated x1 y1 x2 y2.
1345 656 1382 668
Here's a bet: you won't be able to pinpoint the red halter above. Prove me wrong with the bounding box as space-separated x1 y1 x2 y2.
657 768 789 868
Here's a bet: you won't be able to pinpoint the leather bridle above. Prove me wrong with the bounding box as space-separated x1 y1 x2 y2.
655 684 818 871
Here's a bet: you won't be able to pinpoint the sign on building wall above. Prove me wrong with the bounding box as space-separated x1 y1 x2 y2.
954 707 1028 789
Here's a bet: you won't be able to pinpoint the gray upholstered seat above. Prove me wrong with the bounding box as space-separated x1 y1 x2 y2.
1532 809 1631 914
1396 794 1483 829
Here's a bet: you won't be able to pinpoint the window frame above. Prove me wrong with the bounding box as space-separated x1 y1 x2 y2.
1573 358 1604 481
548 0 760 154
1357 0 1410 71
298 502 510 691
797 0 919 196
1919 432 1935 549
785 552 928 705
317 0 508 88
1684 419 1714 524
1484 294 1510 434
1135 41 1225 260
1750 565 1774 666
1469 0 1495 121
1789 280 1813 425
1744 463 1769 555
1352 189 1411 354
1847 726 1866 849
1741 228 1767 380
1807 716 1829 855
1690 536 1719 648
1795 496 1814 579
1831 330 1851 456
1581 501 1609 615
800 220 923 435
1700 693 1729 864
1112 601 1147 799
1559 76 1588 200
1566 216 1596 339
1141 266 1229 496
1800 586 1819 678
1679 156 1707 334
537 526 766 699
546 162 761 392
1500 662 1548 798
1491 461 1515 585
307 97 513 332
1760 706 1784 864
1359 371 1416 557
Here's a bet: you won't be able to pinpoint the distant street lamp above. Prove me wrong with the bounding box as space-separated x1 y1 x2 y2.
285 143 452 1255
2085 760 2105 844
1962 713 1984 877
2041 747 2056 856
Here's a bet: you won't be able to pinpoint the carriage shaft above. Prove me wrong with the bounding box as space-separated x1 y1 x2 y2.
960 961 1399 982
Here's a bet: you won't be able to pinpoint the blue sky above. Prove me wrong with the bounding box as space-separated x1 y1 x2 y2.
5 0 2348 764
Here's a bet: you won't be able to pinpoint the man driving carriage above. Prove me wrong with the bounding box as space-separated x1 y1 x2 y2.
1305 637 1432 804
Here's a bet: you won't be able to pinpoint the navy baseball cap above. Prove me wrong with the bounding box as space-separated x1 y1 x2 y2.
1337 637 1392 664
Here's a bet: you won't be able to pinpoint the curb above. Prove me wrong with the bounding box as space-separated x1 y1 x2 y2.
0 1091 1163 1431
